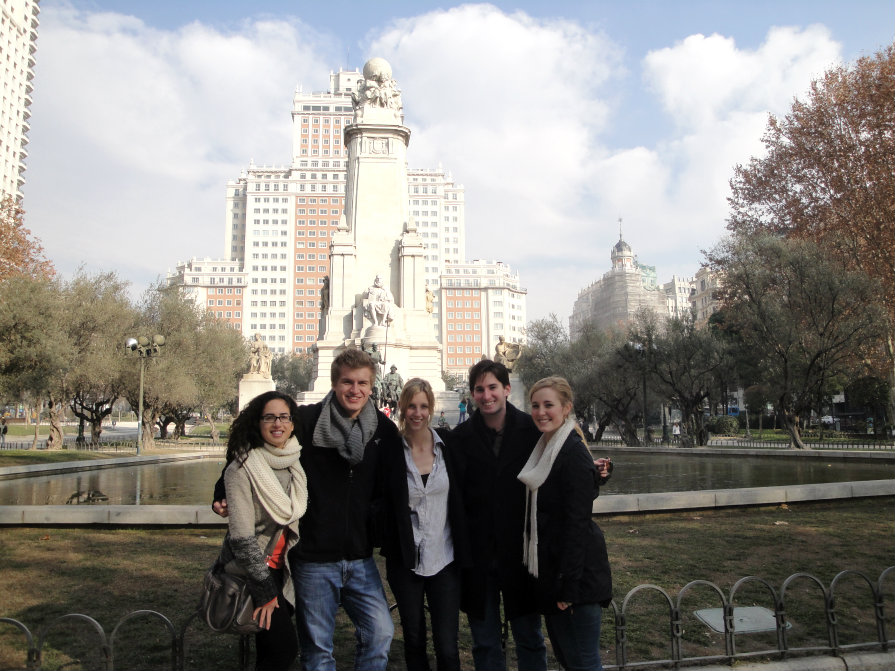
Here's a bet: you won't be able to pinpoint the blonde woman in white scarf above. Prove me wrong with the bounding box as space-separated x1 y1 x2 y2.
517 377 612 671
216 391 308 671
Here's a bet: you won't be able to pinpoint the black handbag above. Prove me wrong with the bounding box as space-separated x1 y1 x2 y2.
199 529 283 635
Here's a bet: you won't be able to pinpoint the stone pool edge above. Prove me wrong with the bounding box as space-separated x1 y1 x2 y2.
0 479 891 526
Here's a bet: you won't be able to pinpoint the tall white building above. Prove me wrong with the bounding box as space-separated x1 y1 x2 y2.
569 233 667 338
223 68 467 355
0 0 39 200
663 275 695 319
440 259 526 377
165 257 246 332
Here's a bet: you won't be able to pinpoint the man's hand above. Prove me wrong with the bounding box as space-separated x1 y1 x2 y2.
594 458 613 480
212 498 229 518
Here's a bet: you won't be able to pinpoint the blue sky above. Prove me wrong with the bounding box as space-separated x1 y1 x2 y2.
23 1 894 322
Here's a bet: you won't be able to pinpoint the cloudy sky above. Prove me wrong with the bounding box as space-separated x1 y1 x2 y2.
22 0 893 323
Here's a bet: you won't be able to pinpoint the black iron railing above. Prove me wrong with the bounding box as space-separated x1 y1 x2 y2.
2 567 892 670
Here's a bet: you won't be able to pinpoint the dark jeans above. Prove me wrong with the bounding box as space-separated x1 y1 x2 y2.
255 569 298 671
466 570 546 671
544 602 603 671
386 560 461 671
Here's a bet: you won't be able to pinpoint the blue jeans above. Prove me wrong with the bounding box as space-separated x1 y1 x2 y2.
386 560 461 671
290 557 394 671
467 572 546 671
544 602 603 671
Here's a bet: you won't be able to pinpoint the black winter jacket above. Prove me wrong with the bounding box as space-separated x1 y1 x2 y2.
451 402 542 620
531 431 612 612
213 400 400 562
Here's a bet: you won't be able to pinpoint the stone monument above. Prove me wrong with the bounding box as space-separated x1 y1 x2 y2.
239 333 276 410
301 57 450 408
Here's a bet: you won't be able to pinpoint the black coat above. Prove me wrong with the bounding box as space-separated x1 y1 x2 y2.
213 401 400 563
531 431 612 612
377 428 471 571
451 402 542 620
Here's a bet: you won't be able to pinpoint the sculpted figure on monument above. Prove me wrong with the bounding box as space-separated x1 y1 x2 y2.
320 275 330 312
363 274 396 326
425 286 434 314
351 57 403 115
248 333 273 378
383 364 404 408
494 335 522 372
364 343 385 406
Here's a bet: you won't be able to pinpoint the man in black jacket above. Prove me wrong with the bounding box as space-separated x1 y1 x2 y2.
213 348 397 671
451 359 547 671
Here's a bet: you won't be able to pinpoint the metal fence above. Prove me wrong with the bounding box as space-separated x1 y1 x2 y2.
590 436 895 451
2 566 892 671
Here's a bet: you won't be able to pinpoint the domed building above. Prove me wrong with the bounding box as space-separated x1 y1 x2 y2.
569 232 668 338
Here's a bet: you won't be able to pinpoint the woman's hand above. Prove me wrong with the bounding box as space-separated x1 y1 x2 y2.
253 596 278 629
557 601 572 611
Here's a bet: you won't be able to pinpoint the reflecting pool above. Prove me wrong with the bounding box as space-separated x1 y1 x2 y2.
0 453 891 505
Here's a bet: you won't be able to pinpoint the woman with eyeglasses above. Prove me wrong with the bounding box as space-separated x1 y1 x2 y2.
213 391 308 670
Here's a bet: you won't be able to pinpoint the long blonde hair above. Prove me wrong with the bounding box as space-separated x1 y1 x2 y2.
397 378 436 434
528 376 586 442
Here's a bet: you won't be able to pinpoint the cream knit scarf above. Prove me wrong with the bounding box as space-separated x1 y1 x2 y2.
517 418 577 577
243 436 308 527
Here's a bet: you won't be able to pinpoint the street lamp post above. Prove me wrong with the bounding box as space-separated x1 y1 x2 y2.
124 335 165 455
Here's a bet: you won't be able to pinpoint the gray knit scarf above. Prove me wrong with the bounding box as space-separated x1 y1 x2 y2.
243 436 307 527
312 390 377 465
517 418 577 578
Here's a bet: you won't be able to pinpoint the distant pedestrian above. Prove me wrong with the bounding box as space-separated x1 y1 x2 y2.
457 399 467 423
0 418 7 447
672 422 680 444
438 411 449 429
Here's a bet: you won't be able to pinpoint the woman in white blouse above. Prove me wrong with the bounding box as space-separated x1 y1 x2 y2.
379 378 470 671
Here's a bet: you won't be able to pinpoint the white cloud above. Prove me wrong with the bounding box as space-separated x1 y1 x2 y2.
24 5 336 283
23 3 846 325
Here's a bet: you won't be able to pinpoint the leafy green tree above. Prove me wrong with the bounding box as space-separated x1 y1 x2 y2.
123 287 246 447
271 352 315 398
518 316 645 445
727 44 895 426
710 234 885 447
632 310 726 447
0 274 67 447
63 272 137 443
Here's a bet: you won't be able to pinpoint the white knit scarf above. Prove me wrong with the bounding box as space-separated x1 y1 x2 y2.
243 436 308 527
517 418 577 577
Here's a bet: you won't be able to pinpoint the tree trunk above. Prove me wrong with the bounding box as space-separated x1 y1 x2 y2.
203 409 220 444
45 399 66 449
141 409 156 450
90 421 103 443
616 419 641 446
781 412 807 449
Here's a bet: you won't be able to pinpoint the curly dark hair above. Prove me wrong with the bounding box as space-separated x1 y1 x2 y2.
226 391 301 465
468 359 510 393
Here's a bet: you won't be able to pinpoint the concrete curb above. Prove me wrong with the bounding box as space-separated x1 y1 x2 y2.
593 479 895 514
691 650 895 671
0 480 890 525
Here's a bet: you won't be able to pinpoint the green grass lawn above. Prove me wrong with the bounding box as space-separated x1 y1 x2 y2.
0 498 891 670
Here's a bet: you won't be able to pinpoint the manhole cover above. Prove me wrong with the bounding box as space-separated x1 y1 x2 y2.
694 606 789 633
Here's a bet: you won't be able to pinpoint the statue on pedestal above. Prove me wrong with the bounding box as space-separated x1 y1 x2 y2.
364 343 384 406
425 286 434 314
363 275 397 326
382 364 404 409
248 333 273 378
494 335 522 372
